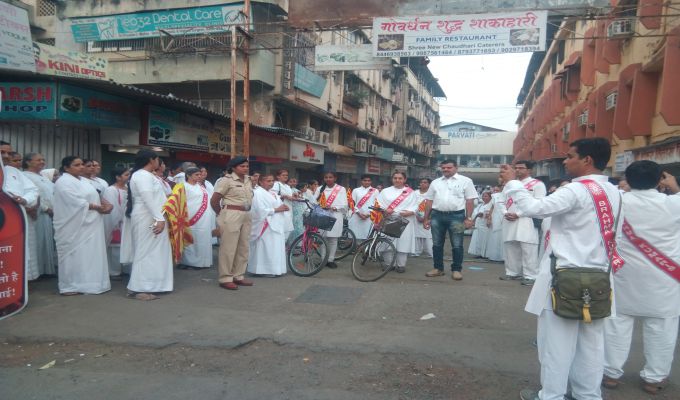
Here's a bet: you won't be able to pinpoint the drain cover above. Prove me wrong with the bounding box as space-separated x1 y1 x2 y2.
294 285 364 305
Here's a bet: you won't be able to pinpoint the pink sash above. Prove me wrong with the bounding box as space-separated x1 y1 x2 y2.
356 188 376 209
579 179 624 272
622 219 680 282
325 185 342 207
188 186 209 226
387 187 414 212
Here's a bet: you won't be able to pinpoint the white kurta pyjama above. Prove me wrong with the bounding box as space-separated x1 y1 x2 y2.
4 166 40 280
247 186 287 276
53 173 110 294
273 181 294 237
24 170 57 276
468 201 491 256
123 169 173 293
483 192 505 261
505 174 622 400
181 182 213 268
604 190 680 384
376 186 418 255
348 186 378 240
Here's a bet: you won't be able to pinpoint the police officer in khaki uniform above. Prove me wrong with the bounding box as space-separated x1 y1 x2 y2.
210 156 254 290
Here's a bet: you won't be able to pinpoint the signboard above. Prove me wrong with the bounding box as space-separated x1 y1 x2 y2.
377 146 394 161
34 42 109 80
0 2 35 72
366 158 381 174
208 124 231 155
336 156 358 173
634 141 680 165
58 84 140 129
342 104 358 123
290 139 324 164
70 4 247 42
294 64 327 98
0 160 28 320
314 44 392 71
147 105 210 151
614 151 634 174
0 82 57 120
372 10 547 57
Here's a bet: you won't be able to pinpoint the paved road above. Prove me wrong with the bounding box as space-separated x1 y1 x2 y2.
1 245 677 399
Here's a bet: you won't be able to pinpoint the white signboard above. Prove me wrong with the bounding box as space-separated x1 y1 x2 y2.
290 139 324 164
372 10 547 57
314 44 393 71
0 2 35 72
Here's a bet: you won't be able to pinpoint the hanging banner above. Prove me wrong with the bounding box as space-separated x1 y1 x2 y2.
372 10 547 57
0 160 28 320
315 44 393 71
34 42 109 80
147 105 210 151
0 2 35 72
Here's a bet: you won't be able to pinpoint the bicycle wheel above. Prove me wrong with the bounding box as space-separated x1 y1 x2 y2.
287 232 329 277
334 227 357 261
351 237 397 282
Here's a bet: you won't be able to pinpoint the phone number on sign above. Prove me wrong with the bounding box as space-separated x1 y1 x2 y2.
377 46 540 57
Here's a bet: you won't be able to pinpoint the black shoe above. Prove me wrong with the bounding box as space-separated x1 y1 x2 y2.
326 261 338 269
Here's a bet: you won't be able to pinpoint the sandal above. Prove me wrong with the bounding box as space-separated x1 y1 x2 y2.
127 292 159 301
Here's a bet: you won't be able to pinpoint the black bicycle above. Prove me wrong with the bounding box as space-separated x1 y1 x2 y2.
333 217 357 261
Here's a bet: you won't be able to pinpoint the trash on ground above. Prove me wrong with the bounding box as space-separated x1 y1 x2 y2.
420 313 437 320
39 360 56 370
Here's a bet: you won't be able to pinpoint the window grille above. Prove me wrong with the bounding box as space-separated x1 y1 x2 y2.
37 0 56 16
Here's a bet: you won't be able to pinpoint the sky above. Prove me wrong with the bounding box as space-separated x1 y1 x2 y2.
427 53 533 132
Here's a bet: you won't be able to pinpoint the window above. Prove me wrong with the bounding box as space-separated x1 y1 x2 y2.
37 0 56 16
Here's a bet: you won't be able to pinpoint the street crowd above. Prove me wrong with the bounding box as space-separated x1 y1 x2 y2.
2 137 680 399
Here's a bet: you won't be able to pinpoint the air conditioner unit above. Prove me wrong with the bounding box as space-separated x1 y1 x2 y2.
607 19 634 38
578 111 589 127
297 126 316 140
355 138 368 153
605 92 618 111
318 131 330 145
369 144 379 154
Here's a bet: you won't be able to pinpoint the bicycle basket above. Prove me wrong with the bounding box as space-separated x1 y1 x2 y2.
303 206 337 230
376 215 409 238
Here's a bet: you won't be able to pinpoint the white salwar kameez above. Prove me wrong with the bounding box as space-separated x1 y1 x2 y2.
315 185 348 262
203 180 218 245
604 190 680 384
3 166 40 280
483 192 505 261
413 190 433 257
122 169 173 293
273 181 294 238
53 173 110 294
468 201 491 256
102 185 128 276
348 186 378 240
247 186 287 276
376 186 417 268
86 176 108 194
181 182 213 268
23 170 57 276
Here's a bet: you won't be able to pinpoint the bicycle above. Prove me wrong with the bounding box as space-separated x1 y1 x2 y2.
333 217 356 261
287 199 334 277
351 206 409 282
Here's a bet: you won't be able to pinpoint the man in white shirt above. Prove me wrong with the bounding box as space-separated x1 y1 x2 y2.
348 175 378 240
501 160 546 286
500 138 622 400
603 161 680 396
423 159 478 281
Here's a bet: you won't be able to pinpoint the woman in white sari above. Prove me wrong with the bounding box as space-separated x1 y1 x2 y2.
468 191 492 257
315 172 348 269
53 156 112 295
272 169 295 241
180 167 213 269
376 171 418 273
102 166 130 277
121 150 173 301
22 153 57 276
247 174 290 276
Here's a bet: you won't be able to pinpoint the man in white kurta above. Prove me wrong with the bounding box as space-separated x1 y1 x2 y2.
413 178 433 257
376 183 418 272
501 161 546 285
504 138 622 400
348 176 378 240
603 162 680 394
53 171 111 294
1 144 40 280
181 176 213 269
248 185 287 276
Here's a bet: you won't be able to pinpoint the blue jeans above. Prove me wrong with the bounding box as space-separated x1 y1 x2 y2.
430 210 465 272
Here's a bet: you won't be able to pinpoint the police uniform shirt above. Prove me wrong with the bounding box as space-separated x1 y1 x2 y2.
214 172 253 207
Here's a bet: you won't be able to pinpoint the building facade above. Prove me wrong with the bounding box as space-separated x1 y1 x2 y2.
515 1 680 178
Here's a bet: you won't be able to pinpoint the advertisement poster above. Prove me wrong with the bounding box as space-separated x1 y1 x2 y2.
0 82 57 120
34 42 108 80
314 44 392 71
290 139 324 164
70 4 247 42
372 10 547 57
0 2 35 72
58 84 140 129
0 159 28 320
147 105 210 151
